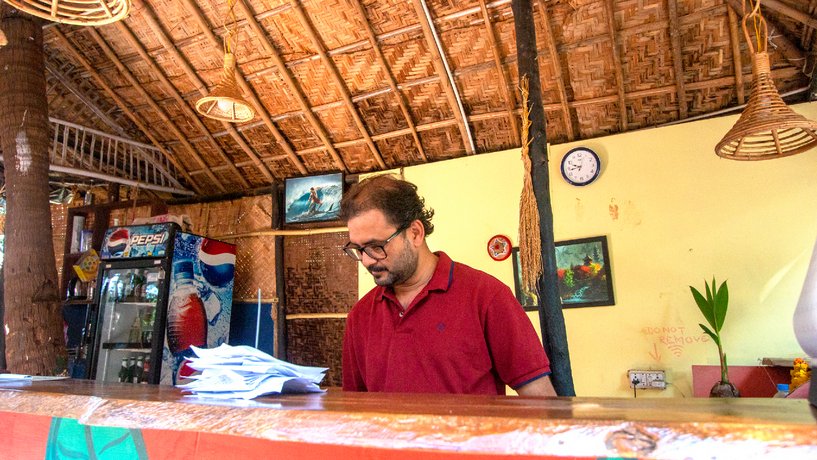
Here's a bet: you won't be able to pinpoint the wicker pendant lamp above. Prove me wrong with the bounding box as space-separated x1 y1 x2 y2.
195 0 255 123
5 0 130 26
715 0 817 160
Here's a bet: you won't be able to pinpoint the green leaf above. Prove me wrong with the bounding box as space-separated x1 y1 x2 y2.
690 285 716 330
699 323 720 346
713 280 729 332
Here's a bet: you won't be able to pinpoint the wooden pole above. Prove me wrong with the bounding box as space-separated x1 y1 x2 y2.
511 0 575 396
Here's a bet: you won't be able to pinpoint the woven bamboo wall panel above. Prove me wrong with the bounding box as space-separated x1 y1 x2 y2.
361 0 415 35
544 111 569 145
687 89 734 118
576 103 621 138
617 0 665 28
429 0 478 17
404 82 453 125
569 41 618 100
457 67 513 115
293 59 343 108
628 94 678 130
286 317 345 388
233 235 277 302
682 17 732 84
275 117 321 153
258 8 314 59
314 104 359 143
337 144 380 173
550 1 606 44
284 232 356 315
331 51 385 96
109 205 154 226
300 148 342 174
623 28 674 91
357 93 410 136
376 134 423 167
382 38 434 88
472 117 515 154
440 22 489 71
421 126 466 161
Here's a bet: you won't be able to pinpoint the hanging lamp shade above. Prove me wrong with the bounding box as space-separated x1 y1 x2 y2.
715 1 817 160
5 0 130 26
195 53 255 123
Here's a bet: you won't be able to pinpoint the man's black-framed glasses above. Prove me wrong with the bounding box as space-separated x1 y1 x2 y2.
342 225 407 261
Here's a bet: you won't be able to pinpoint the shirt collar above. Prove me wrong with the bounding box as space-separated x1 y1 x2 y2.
374 251 454 301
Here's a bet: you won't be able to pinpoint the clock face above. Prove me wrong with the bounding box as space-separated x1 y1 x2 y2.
560 147 601 186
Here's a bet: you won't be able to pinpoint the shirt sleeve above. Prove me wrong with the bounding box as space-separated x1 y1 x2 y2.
342 313 367 391
482 283 551 389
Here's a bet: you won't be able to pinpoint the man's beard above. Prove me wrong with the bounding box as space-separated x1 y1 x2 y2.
368 241 418 287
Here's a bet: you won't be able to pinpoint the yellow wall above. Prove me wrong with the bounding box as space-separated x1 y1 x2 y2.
357 101 817 397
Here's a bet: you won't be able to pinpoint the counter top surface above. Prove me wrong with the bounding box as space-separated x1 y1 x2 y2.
1 379 816 459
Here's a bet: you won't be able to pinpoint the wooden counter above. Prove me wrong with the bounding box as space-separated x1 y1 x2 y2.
1 379 816 459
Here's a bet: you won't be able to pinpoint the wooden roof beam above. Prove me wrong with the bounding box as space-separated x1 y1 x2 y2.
762 0 817 30
801 0 817 48
232 0 347 173
479 0 520 144
86 27 227 193
51 28 205 196
350 0 428 162
114 21 255 189
536 0 574 141
726 5 745 104
44 61 126 135
411 0 476 155
134 0 279 185
179 0 312 176
603 0 628 131
667 0 688 119
288 0 386 170
724 0 805 69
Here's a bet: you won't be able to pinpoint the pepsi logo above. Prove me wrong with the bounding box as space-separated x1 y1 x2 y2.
106 228 130 256
198 239 236 287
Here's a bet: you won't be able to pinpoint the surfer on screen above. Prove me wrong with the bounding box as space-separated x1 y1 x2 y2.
307 187 322 214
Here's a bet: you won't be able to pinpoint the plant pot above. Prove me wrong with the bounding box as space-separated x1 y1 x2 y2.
710 381 740 398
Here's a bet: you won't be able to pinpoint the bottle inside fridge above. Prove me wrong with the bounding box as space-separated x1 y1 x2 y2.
94 265 164 383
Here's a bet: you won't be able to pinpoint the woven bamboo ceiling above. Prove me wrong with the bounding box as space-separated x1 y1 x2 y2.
37 0 816 197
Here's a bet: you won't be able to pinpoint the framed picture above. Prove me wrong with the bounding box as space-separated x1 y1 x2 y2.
511 247 539 311
555 235 614 308
284 173 344 225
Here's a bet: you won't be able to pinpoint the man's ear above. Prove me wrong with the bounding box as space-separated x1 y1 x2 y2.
407 219 425 245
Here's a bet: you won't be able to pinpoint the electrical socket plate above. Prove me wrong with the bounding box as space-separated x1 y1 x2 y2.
628 369 666 389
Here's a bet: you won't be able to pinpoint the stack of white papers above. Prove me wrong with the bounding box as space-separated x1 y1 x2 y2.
176 344 327 400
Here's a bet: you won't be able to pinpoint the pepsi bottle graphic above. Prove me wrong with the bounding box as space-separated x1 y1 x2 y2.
166 260 207 356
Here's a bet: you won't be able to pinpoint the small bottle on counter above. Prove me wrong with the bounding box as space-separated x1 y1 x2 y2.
773 383 789 398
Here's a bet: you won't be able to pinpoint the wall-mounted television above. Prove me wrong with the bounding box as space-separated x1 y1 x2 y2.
283 173 344 225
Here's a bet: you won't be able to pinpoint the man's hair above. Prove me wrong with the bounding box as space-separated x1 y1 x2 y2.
340 174 434 236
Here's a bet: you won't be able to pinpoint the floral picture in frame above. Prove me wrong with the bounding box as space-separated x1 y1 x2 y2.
555 236 615 308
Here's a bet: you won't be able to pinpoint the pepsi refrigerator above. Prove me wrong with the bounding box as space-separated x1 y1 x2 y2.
87 223 236 385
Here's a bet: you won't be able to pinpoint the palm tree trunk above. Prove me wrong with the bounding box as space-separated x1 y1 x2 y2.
0 6 66 375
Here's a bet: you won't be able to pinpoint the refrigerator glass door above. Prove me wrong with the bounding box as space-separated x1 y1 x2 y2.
94 265 164 383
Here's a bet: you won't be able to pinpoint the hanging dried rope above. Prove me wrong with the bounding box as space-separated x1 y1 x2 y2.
518 76 542 301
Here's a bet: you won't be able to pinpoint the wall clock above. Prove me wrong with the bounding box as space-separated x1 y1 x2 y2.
487 235 512 261
560 147 601 186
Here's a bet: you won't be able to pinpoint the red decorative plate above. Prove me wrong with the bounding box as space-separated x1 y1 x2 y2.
487 235 512 261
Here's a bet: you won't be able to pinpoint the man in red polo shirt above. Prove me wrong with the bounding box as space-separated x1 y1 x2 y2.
340 174 555 396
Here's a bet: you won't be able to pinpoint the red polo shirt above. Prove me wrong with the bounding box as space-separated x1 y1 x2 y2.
342 252 550 394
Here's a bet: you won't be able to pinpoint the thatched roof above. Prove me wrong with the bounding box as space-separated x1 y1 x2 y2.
29 0 817 197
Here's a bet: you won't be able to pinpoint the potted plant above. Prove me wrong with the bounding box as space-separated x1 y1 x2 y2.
690 278 740 397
